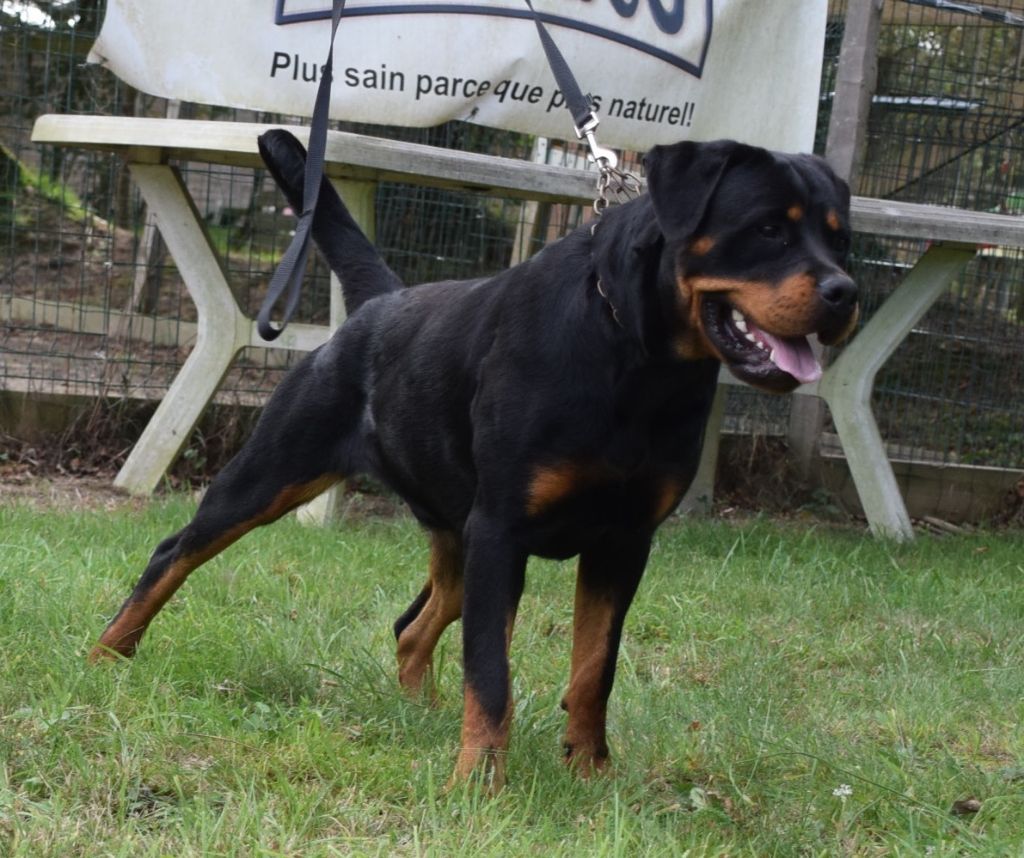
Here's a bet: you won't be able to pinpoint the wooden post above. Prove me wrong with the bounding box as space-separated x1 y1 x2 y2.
511 137 549 266
825 0 884 188
788 0 884 478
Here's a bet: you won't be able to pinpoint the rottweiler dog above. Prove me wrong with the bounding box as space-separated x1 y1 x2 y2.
91 131 858 790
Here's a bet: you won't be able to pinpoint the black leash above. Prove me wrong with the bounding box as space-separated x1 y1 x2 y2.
258 0 636 340
524 1 641 213
522 1 600 148
257 0 346 341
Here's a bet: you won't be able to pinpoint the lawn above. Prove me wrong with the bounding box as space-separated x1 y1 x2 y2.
1 493 1022 856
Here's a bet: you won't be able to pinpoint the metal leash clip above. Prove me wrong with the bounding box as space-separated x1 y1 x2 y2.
577 111 638 217
576 113 643 216
576 112 618 170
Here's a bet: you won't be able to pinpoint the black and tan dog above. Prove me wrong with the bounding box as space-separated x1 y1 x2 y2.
91 131 857 790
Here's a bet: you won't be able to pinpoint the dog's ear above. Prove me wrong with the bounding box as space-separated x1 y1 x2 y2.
793 153 851 209
643 139 759 241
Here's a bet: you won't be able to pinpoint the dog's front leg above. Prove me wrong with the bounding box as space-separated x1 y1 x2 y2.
448 510 527 794
562 533 651 776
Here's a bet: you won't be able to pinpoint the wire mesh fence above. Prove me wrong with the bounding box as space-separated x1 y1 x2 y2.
1 0 1023 478
821 0 1024 469
1 5 590 410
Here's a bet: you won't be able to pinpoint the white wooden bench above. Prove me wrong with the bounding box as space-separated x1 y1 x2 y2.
31 114 1024 539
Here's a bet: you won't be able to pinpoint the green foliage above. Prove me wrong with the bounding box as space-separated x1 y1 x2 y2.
1 140 90 231
1 499 1023 855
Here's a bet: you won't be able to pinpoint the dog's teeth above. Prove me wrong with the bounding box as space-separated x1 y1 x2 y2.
731 310 748 333
759 341 768 351
744 333 757 344
769 348 777 362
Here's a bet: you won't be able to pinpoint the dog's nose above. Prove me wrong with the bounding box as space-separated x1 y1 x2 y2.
818 273 857 313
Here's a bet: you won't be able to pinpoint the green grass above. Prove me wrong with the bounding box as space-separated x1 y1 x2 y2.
1 496 1023 856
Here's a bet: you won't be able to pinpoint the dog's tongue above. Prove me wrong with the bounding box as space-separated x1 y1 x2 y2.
750 324 822 384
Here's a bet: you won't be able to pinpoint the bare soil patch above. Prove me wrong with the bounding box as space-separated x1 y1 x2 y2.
0 467 144 512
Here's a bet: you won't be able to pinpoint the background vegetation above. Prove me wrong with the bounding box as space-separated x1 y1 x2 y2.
2 0 1024 472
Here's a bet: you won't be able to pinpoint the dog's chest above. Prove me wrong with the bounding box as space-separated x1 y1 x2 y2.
520 460 692 559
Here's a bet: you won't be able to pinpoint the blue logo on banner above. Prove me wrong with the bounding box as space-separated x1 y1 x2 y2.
274 1 714 77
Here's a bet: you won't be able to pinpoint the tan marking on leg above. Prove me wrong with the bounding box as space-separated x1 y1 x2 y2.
450 686 511 794
563 570 616 777
91 556 199 660
397 531 463 699
90 475 339 661
448 603 519 793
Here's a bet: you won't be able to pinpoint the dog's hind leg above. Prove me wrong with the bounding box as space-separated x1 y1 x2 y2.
394 530 463 699
90 366 356 661
91 471 340 660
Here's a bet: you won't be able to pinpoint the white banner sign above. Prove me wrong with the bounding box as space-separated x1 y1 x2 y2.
88 1 827 153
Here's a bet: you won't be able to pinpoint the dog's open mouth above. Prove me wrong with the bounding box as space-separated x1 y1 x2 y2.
700 295 822 391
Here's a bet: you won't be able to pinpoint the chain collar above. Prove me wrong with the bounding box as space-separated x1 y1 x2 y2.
595 277 623 329
593 162 643 217
589 158 642 331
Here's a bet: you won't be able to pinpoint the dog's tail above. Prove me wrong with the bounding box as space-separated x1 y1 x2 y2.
258 129 403 315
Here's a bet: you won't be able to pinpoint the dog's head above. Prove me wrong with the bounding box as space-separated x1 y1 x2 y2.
643 140 858 393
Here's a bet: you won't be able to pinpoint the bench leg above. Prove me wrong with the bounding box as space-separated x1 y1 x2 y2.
818 243 975 540
114 164 249 495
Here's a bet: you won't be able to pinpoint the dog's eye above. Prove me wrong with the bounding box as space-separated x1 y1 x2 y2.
756 223 790 247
